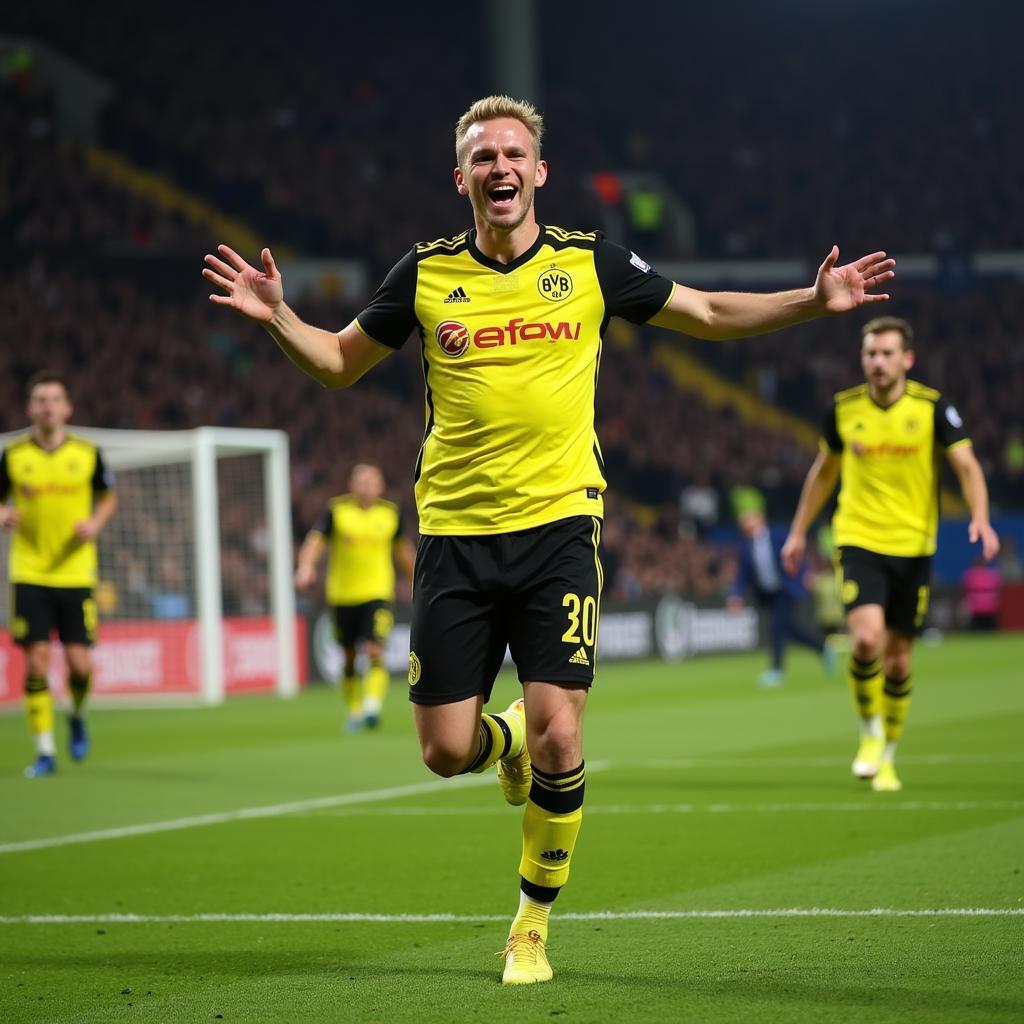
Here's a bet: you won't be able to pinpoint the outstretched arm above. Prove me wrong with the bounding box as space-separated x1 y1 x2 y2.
947 444 1000 560
203 245 391 388
649 247 895 340
781 450 841 575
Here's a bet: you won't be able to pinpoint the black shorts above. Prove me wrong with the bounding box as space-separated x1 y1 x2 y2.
333 600 393 647
837 547 932 635
408 515 603 706
10 584 98 647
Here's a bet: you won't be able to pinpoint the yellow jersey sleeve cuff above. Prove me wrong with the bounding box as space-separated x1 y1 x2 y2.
818 438 835 454
353 318 379 343
657 282 677 315
947 437 972 453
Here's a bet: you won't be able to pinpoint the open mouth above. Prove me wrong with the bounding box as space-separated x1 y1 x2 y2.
487 184 518 208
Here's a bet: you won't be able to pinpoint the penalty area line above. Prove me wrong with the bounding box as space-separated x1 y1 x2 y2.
1 908 1022 925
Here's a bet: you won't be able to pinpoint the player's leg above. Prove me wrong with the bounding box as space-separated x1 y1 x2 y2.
56 587 99 762
410 650 521 778
361 604 394 728
760 595 786 687
873 556 929 791
838 549 888 778
13 584 57 777
846 604 887 777
874 630 913 792
498 679 587 983
500 516 601 984
64 645 93 761
333 606 362 732
408 534 523 778
23 641 56 776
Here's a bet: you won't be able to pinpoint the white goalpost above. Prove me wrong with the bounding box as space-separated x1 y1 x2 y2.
0 426 300 706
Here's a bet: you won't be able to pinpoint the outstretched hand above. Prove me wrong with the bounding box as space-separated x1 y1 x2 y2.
203 245 283 323
813 246 895 314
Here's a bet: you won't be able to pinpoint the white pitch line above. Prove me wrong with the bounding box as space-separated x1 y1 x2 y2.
1 908 1021 926
300 799 1024 819
0 760 610 857
0 776 496 856
641 752 1024 769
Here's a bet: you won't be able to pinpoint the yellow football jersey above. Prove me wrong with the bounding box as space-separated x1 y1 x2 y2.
821 380 971 557
356 225 674 535
0 433 114 587
313 495 403 606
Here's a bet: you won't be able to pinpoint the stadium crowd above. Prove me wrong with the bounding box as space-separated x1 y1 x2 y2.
4 2 1022 608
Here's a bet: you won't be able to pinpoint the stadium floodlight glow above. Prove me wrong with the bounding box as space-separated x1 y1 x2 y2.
0 426 299 705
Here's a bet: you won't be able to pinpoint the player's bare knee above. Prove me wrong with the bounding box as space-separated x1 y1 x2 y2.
419 740 468 778
528 719 582 773
851 629 883 662
26 644 49 678
885 655 911 680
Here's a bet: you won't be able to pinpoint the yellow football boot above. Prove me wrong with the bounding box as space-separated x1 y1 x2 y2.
498 930 553 985
871 761 903 792
852 736 885 779
496 698 531 806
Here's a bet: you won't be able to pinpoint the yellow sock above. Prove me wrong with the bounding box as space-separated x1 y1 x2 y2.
848 655 883 720
519 763 585 892
510 890 553 943
341 669 362 718
69 671 92 716
24 675 56 756
362 660 388 716
466 707 524 774
883 674 912 743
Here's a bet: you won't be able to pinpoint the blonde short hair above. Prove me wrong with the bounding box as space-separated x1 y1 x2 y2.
455 95 544 166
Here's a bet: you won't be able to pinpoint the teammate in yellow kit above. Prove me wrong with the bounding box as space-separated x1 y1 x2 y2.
782 318 999 791
204 95 895 984
0 372 117 778
295 463 414 731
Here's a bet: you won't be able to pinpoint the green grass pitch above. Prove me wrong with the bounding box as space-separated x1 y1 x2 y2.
1 634 1022 1023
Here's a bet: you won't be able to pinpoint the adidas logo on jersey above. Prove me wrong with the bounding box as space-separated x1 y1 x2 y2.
444 286 471 303
569 647 590 666
541 848 570 862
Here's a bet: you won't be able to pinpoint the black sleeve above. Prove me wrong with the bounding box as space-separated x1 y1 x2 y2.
594 238 675 324
0 449 9 501
91 451 115 495
355 249 419 350
313 506 333 538
821 404 842 452
934 396 970 449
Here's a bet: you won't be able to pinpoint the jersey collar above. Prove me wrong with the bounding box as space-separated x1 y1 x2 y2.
29 432 70 454
467 223 547 275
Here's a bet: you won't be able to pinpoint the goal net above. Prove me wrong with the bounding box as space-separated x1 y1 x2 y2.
0 427 303 706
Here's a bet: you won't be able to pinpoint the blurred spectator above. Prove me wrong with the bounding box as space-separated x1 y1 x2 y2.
961 558 1002 631
678 471 720 539
727 493 832 687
